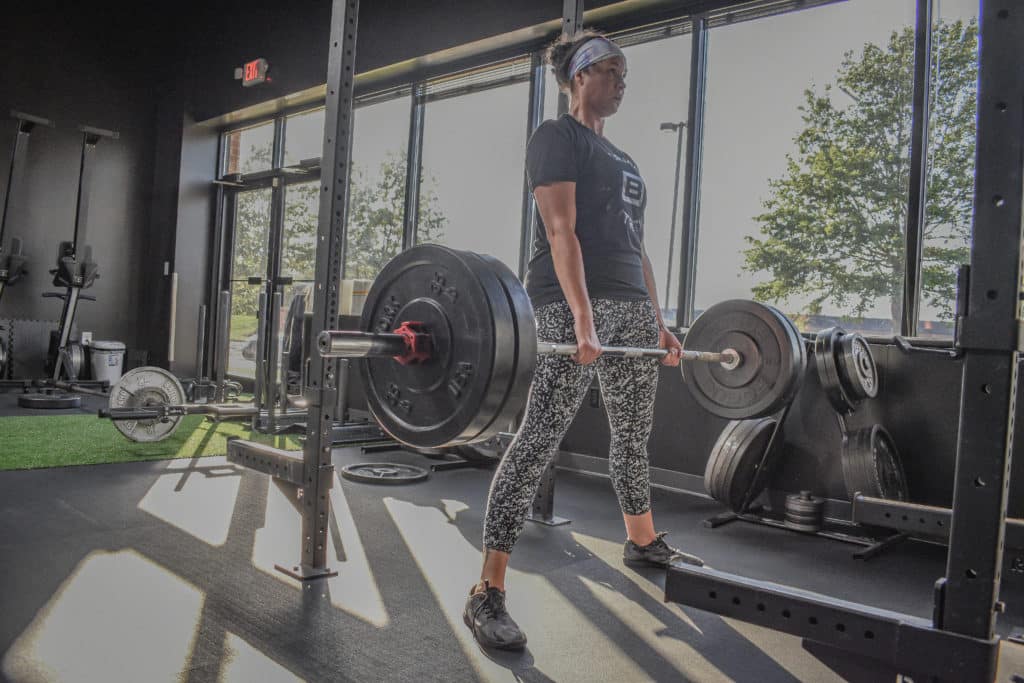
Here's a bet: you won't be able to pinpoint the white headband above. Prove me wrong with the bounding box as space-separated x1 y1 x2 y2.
568 37 626 81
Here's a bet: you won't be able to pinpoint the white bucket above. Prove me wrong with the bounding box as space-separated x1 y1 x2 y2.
90 341 126 384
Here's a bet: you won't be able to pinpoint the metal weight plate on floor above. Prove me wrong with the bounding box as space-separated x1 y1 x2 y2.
704 417 779 512
836 333 878 401
108 366 187 442
358 244 524 448
841 424 908 501
814 327 856 414
682 300 804 419
340 462 430 485
18 389 82 409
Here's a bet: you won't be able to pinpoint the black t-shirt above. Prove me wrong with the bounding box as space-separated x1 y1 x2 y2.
524 114 649 307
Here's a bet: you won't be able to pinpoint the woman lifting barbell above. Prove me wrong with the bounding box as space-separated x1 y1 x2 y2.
463 30 704 651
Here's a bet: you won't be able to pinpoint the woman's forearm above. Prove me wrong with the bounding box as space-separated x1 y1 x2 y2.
549 231 593 324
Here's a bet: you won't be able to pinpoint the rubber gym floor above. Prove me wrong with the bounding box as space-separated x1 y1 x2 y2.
1 397 1022 682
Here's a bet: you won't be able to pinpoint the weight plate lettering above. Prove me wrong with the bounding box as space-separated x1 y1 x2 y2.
841 424 908 501
108 366 186 443
683 300 804 419
340 462 429 484
704 417 778 512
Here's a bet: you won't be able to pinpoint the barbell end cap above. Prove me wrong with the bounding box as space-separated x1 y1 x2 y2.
719 348 742 371
317 331 333 356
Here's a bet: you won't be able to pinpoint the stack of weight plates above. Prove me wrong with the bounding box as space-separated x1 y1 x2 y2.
814 327 908 501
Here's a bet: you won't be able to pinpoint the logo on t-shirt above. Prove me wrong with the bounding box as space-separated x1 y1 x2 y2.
622 171 644 207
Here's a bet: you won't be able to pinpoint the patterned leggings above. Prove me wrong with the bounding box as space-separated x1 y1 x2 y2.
483 297 661 553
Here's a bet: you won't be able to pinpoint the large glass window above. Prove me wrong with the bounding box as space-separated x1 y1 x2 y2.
344 97 411 280
417 83 530 270
223 122 274 176
695 0 916 336
603 34 692 328
284 108 326 167
918 0 978 338
228 188 272 379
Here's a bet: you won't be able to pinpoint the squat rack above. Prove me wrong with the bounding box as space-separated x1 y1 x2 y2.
226 0 1020 677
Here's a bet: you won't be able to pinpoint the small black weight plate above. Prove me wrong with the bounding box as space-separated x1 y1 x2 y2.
784 491 824 532
469 252 537 445
340 462 430 485
359 245 512 448
837 333 878 400
18 392 82 409
683 300 803 419
814 327 856 414
841 424 908 501
404 446 448 460
453 443 502 464
704 417 778 512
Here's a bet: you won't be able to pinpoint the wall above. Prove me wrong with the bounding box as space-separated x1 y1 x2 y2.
0 5 173 369
182 0 616 122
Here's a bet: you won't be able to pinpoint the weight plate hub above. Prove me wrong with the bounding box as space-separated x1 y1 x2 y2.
841 424 908 501
340 462 429 484
683 300 805 419
837 333 878 400
704 417 778 512
359 244 533 449
109 366 187 443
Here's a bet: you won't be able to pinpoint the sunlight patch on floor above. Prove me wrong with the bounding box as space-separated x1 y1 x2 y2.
218 631 305 683
2 549 204 683
385 496 654 682
138 459 242 547
578 575 729 682
251 473 388 627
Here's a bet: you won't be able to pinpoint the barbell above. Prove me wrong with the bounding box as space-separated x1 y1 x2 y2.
316 244 807 449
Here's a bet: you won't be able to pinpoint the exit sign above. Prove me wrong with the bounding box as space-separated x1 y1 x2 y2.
234 58 270 87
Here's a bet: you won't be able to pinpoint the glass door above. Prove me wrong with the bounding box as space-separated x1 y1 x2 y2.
226 187 272 381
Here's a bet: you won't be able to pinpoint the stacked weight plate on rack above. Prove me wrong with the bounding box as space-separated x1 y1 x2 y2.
815 327 908 501
700 302 807 513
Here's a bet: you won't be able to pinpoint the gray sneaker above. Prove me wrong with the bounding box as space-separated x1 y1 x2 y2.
463 583 527 650
623 532 704 568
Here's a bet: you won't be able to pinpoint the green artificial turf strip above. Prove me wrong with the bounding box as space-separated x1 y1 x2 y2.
0 414 303 471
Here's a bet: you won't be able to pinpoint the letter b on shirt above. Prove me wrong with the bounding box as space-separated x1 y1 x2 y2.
622 171 644 207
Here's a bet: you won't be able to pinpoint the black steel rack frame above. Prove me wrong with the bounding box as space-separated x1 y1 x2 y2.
665 2 1023 680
